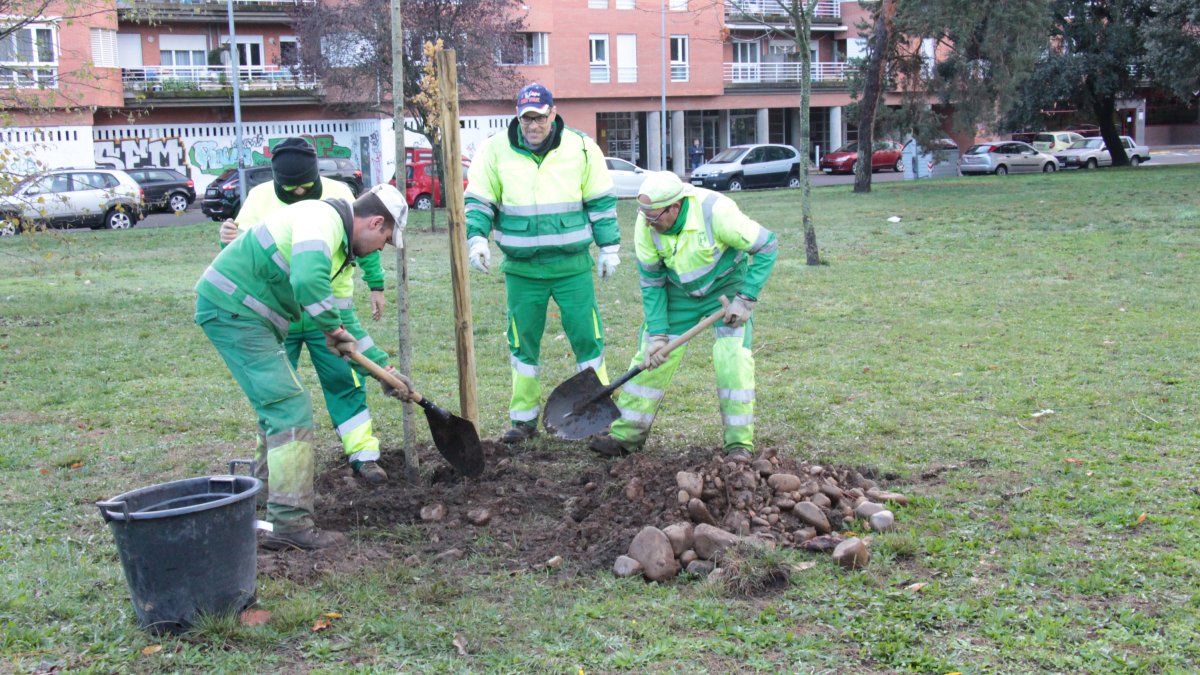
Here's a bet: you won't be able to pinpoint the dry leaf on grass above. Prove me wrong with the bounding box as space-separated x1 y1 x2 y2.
1135 513 1147 526
69 462 83 470
141 645 162 656
452 632 468 656
311 619 330 632
905 582 928 592
323 612 342 619
1063 457 1083 465
39 468 49 475
239 609 271 626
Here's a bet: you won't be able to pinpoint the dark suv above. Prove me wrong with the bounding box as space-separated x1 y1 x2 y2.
127 168 195 213
201 160 365 221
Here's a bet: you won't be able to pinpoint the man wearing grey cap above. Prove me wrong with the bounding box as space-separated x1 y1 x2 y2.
464 83 621 445
195 184 410 550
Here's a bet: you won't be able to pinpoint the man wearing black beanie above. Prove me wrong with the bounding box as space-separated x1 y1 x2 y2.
216 137 394 486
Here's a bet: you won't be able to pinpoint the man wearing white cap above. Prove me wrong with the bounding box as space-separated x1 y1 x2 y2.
195 184 411 550
589 171 778 458
465 82 621 444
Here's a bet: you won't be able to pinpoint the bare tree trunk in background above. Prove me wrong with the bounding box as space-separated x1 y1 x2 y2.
391 0 418 480
854 0 893 194
794 0 820 266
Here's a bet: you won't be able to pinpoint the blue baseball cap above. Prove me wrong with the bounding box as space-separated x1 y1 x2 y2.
516 83 554 116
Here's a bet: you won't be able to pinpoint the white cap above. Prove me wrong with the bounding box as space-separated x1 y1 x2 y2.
638 170 693 209
363 183 408 245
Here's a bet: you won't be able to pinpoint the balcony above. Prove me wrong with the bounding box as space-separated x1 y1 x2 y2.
123 65 319 101
117 0 315 24
726 0 841 22
724 61 854 89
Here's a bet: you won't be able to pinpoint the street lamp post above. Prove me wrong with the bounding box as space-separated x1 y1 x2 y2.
660 0 667 170
225 0 246 204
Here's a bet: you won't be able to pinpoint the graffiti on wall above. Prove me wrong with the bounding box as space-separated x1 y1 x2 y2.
188 134 354 175
95 137 187 171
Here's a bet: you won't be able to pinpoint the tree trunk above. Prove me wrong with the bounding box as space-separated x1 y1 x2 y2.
1089 85 1128 166
797 0 820 266
854 0 893 194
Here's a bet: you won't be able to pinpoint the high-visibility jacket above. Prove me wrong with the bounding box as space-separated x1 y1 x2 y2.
234 178 384 298
635 188 778 334
197 198 367 345
465 116 619 279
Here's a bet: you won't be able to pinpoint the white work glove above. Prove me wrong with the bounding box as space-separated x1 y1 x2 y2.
641 334 670 370
370 289 386 321
597 244 620 281
724 293 757 329
468 236 491 273
324 326 357 357
381 366 414 400
219 218 240 244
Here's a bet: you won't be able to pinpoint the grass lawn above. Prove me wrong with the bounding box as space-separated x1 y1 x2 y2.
3 166 1200 672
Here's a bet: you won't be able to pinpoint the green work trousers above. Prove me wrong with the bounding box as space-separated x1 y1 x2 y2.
608 294 756 451
195 296 316 533
504 270 608 427
285 306 380 465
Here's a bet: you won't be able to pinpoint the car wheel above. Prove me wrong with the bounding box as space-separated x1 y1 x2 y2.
894 157 904 172
994 165 1008 176
786 173 802 188
1129 156 1140 167
168 193 190 213
1085 158 1098 170
414 194 433 210
727 176 744 191
0 219 16 237
105 207 134 230
1042 162 1057 173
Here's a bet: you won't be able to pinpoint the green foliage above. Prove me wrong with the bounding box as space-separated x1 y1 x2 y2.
2 168 1200 670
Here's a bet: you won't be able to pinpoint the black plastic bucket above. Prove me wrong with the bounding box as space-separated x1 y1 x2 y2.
97 460 262 634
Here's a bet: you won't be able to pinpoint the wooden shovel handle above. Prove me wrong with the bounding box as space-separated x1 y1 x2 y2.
347 351 425 404
656 295 731 360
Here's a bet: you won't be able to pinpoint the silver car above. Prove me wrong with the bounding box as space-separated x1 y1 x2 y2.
689 143 802 191
1 168 144 235
959 141 1060 176
604 157 648 198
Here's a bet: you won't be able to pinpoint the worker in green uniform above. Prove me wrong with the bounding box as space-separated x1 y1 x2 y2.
589 171 779 458
465 83 621 444
219 138 393 484
196 184 410 550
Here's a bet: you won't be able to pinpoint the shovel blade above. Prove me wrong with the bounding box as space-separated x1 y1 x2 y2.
421 401 485 478
543 368 620 440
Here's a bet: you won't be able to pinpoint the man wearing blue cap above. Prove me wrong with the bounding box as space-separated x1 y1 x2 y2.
464 83 621 445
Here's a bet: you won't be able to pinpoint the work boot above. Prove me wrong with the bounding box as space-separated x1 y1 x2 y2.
500 422 538 445
724 447 753 463
260 527 348 551
589 432 633 458
353 460 388 485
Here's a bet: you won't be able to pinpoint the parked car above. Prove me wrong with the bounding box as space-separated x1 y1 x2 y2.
1054 136 1152 169
200 166 274 221
959 141 1059 175
201 159 364 221
689 143 802 191
1 167 144 235
317 157 364 196
605 157 648 198
819 140 905 174
388 158 470 210
127 168 195 213
1030 131 1085 153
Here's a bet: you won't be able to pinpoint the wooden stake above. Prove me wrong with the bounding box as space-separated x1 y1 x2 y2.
434 49 479 430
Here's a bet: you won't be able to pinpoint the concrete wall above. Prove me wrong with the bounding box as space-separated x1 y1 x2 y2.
1144 124 1200 146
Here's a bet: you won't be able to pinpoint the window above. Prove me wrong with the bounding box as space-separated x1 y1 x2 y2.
616 0 634 7
730 39 760 82
498 32 548 66
90 28 118 68
588 0 607 7
589 34 609 83
669 35 688 81
669 0 687 9
279 37 299 67
616 34 636 83
0 24 58 88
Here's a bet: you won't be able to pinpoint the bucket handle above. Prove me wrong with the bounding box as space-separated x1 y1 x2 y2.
96 498 131 523
227 459 257 477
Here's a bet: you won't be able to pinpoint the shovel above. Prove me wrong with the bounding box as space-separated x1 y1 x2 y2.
348 352 485 478
543 297 730 440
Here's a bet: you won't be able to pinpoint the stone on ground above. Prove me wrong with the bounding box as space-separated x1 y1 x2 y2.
627 526 679 582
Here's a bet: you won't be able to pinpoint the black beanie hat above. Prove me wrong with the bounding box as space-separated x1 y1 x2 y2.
272 137 320 187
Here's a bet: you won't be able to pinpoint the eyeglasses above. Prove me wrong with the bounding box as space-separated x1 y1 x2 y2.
519 113 550 125
640 205 672 225
282 181 315 192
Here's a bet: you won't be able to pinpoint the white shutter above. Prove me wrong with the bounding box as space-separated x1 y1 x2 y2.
90 28 118 68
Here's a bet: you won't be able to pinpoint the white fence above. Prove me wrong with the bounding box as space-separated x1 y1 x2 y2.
725 61 854 84
726 0 840 19
122 66 318 93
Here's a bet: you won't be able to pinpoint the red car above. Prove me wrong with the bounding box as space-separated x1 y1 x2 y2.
387 155 470 210
819 140 905 174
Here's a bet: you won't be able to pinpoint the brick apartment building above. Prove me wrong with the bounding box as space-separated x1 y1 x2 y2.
2 0 881 192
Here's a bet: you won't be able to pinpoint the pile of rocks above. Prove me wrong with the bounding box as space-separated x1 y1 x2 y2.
613 448 908 581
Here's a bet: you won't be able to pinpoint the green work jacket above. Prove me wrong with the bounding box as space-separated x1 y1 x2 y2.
464 116 619 279
634 187 779 334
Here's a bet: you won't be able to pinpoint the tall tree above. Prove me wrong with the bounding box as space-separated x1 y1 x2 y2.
851 0 895 194
1142 0 1200 100
1002 0 1155 165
